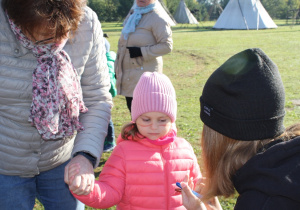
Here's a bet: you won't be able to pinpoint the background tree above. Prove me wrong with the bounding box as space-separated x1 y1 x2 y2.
87 0 300 22
116 0 134 20
88 0 133 22
261 0 288 19
219 0 229 9
166 0 179 14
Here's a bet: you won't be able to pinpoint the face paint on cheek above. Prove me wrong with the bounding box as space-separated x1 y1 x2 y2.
159 124 167 126
136 123 151 127
136 123 168 127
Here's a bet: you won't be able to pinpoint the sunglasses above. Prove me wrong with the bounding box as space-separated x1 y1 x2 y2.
34 37 55 45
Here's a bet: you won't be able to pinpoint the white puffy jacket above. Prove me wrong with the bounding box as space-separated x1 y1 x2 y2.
0 3 112 177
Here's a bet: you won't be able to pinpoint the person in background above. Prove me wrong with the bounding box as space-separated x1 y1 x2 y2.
69 72 202 209
103 33 117 152
0 0 112 209
181 48 300 210
103 33 111 53
115 0 173 113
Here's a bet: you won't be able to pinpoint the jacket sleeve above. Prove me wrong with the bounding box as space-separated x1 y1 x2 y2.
72 145 126 208
188 144 202 187
140 14 173 62
72 8 112 167
234 190 270 210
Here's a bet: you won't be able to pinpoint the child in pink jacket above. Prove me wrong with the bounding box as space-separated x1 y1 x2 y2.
69 72 202 209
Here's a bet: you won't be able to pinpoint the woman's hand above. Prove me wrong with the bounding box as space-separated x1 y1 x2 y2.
204 197 223 210
181 175 207 210
127 47 142 58
181 174 222 210
64 155 95 195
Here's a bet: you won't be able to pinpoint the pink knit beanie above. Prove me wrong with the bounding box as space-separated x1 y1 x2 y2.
131 72 177 122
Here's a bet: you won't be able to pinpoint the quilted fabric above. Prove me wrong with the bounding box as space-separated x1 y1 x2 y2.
0 5 112 177
73 136 201 209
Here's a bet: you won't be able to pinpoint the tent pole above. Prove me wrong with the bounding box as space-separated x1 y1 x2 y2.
255 0 259 30
237 0 249 29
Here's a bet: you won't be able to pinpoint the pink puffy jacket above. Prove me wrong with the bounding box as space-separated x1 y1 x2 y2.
73 134 201 209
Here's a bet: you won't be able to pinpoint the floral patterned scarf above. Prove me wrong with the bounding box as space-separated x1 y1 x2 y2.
7 15 88 140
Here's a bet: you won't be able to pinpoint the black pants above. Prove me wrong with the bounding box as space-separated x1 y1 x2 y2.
125 97 133 113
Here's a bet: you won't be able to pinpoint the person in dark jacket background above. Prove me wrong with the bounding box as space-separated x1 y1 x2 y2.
181 48 300 210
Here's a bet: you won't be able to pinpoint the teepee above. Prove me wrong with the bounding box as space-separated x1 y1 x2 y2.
157 0 177 26
213 0 277 29
130 0 176 26
173 0 198 24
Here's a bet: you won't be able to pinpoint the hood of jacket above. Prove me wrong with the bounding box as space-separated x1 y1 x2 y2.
233 136 300 204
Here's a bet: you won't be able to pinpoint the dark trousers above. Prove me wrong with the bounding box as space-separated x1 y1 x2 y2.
104 119 115 146
126 97 133 113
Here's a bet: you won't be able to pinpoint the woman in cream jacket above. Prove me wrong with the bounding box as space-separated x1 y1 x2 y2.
115 0 173 112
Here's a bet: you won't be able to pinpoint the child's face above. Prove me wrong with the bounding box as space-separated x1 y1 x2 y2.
136 112 172 140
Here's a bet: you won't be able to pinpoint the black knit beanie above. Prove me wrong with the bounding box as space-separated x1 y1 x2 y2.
200 48 285 141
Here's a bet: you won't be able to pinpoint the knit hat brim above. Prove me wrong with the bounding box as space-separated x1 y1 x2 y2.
200 99 285 140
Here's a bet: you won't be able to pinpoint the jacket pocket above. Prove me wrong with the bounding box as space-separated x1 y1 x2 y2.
124 53 144 71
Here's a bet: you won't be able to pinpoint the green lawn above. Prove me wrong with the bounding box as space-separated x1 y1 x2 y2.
34 20 300 210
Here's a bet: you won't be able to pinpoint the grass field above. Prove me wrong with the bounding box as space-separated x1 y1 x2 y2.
34 20 300 210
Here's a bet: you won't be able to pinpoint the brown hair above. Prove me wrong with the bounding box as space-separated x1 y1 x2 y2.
2 0 87 40
200 123 300 201
121 122 143 141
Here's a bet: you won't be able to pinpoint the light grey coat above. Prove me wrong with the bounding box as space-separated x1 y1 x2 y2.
0 4 112 177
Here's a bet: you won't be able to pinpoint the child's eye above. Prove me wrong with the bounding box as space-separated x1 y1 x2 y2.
159 119 167 123
142 118 150 122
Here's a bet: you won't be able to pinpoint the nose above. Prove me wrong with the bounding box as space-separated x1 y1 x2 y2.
150 122 159 130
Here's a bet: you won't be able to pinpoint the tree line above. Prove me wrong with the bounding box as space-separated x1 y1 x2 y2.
88 0 300 22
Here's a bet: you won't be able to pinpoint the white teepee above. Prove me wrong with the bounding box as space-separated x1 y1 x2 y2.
157 0 177 26
173 0 199 24
130 0 176 26
213 0 277 29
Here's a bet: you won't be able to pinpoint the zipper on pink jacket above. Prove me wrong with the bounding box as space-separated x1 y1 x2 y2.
160 147 169 209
